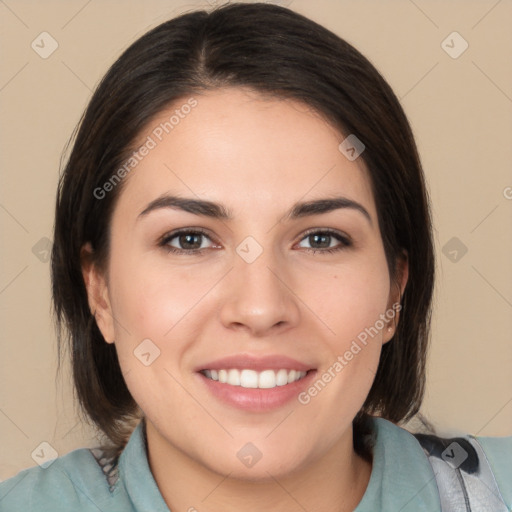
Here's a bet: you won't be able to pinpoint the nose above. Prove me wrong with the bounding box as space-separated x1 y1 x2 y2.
218 245 301 337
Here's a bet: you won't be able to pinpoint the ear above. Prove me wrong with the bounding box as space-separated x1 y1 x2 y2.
81 242 115 344
382 250 409 344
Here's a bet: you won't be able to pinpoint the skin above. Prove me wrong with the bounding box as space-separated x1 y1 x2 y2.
82 87 408 512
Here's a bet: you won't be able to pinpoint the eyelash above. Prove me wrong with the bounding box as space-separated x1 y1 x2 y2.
158 228 352 255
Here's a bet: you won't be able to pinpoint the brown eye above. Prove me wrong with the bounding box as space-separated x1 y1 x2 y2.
159 229 216 254
297 229 352 254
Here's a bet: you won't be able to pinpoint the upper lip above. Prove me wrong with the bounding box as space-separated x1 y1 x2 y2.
195 354 315 373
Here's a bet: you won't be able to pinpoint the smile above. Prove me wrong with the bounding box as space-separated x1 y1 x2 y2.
200 368 308 389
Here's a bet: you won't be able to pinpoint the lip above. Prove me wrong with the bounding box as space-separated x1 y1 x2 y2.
196 368 318 412
194 353 315 373
194 353 318 413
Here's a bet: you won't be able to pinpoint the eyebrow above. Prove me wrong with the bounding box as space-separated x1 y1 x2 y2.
137 194 372 225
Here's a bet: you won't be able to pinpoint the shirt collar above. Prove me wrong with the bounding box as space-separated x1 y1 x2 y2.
354 417 440 511
118 417 440 512
118 418 170 511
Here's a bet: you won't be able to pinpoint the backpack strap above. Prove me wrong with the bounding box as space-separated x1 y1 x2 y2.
414 433 508 511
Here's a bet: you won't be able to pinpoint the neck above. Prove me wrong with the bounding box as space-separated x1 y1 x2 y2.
144 419 372 512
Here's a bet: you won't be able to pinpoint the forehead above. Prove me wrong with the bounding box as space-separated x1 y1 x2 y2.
114 87 376 223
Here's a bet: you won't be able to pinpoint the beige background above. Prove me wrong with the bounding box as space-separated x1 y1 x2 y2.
1 0 511 480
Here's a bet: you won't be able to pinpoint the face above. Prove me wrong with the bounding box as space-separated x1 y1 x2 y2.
83 87 407 480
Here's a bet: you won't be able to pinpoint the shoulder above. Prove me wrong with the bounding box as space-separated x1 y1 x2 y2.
357 418 442 511
360 418 512 511
412 428 512 510
0 446 131 512
474 434 512 506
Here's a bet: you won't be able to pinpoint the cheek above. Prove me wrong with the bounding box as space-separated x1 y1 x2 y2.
300 254 391 348
296 268 389 425
296 249 391 407
108 248 216 341
105 251 209 415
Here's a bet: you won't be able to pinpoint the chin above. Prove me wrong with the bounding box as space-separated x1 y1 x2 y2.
200 448 310 482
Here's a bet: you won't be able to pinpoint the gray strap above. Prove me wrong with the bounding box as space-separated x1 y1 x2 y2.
414 433 508 511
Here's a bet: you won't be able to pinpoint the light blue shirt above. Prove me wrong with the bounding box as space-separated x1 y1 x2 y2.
1 418 510 511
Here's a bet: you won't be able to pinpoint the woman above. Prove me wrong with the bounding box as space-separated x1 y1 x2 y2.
0 3 510 511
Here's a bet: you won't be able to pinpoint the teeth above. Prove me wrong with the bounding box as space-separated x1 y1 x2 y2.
202 368 308 389
287 369 297 384
241 369 259 388
276 369 289 386
228 369 240 386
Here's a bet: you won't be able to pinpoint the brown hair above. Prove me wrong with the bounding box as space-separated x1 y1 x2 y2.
52 2 435 461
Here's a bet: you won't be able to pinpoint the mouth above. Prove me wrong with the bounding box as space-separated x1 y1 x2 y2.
199 368 310 389
195 354 317 412
195 353 317 411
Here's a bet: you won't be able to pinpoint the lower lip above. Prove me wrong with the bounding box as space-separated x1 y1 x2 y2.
196 370 317 412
